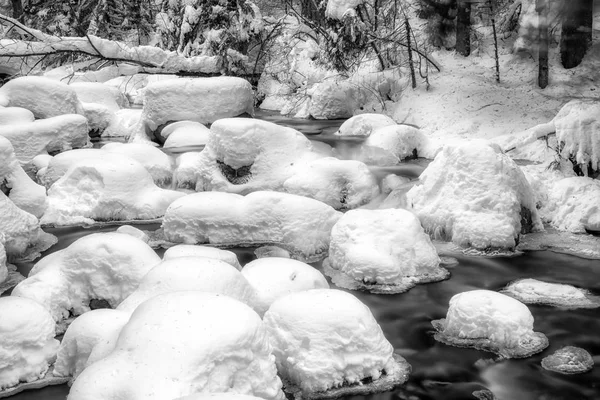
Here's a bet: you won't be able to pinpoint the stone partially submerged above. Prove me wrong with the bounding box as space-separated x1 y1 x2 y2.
541 346 594 375
501 278 600 309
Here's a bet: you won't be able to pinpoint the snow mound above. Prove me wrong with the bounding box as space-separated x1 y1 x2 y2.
0 296 59 390
0 76 84 119
70 82 126 111
0 107 34 125
142 77 254 133
101 143 174 187
162 191 341 261
308 79 367 119
108 109 143 138
68 292 285 400
53 309 130 380
0 115 90 165
541 346 594 375
175 394 265 400
172 151 203 190
163 245 241 270
104 73 179 105
12 232 160 326
241 258 329 311
407 140 542 250
38 149 107 188
116 257 260 314
544 177 600 233
115 225 149 243
40 154 184 226
325 0 364 19
432 290 548 358
263 289 408 394
361 125 429 164
163 121 212 149
501 278 600 309
324 209 447 294
336 113 396 137
0 136 47 218
81 102 117 136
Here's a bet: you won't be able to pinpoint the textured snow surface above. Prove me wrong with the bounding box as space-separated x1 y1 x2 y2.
336 113 396 137
325 0 364 19
0 77 84 119
241 258 329 311
0 107 34 125
361 125 429 164
163 245 241 270
545 177 600 233
432 290 548 358
142 77 254 132
263 289 395 393
12 232 160 324
162 121 211 149
308 79 367 119
407 140 542 250
0 297 59 390
117 257 260 314
162 191 342 261
501 278 600 308
0 241 6 285
175 394 266 400
101 143 174 187
541 346 594 375
70 82 126 111
68 292 285 400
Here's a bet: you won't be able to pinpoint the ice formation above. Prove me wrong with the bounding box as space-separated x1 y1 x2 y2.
161 191 342 261
116 257 261 314
541 346 594 375
241 258 329 310
163 245 241 270
161 121 211 149
336 113 396 137
501 278 600 308
0 76 84 119
324 209 448 293
101 143 174 187
361 125 428 164
68 292 285 400
12 232 160 326
40 153 184 226
544 177 600 233
407 140 542 250
142 77 254 133
432 290 548 358
53 309 130 380
0 296 60 390
0 107 34 125
263 289 410 396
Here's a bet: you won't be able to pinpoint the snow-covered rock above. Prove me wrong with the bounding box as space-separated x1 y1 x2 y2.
0 240 7 285
81 102 116 135
308 79 367 119
361 125 428 164
117 257 260 314
541 346 594 375
264 289 409 394
115 225 149 243
432 290 548 358
12 232 160 326
162 121 211 149
501 278 600 308
70 82 127 111
0 297 59 390
38 149 105 188
68 292 285 400
544 177 600 233
173 151 203 190
324 209 447 293
163 245 241 270
142 77 254 133
325 0 364 19
0 107 34 125
108 108 142 138
241 258 329 311
40 154 184 226
175 394 266 400
0 115 90 165
53 309 130 380
335 113 396 137
104 73 179 105
407 141 542 250
0 77 84 119
162 191 342 261
101 143 174 187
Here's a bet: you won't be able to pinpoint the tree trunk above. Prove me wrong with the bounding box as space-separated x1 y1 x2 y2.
456 0 471 56
537 0 548 88
560 0 594 69
10 0 21 21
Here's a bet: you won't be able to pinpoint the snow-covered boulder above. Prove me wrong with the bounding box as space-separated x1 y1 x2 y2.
12 232 160 327
0 114 90 165
324 209 447 293
173 151 203 190
336 113 396 137
68 292 285 400
70 82 126 111
283 158 379 210
407 141 542 250
53 309 130 380
101 143 174 187
142 77 254 133
361 125 428 164
38 149 105 188
541 346 594 375
104 73 179 105
0 297 60 391
544 177 600 233
108 108 142 138
162 191 342 261
163 245 241 270
116 257 260 314
432 290 548 358
501 278 600 309
115 225 149 243
0 107 34 125
0 77 84 119
175 394 266 400
241 258 329 311
40 154 184 226
325 0 364 19
81 103 116 136
0 136 47 218
308 79 367 119
263 289 410 395
162 121 211 149
0 240 7 286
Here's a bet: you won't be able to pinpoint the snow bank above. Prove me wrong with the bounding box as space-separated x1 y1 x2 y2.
12 232 160 326
101 143 174 187
336 113 396 137
162 191 342 261
68 292 284 400
0 114 90 165
325 0 364 19
501 278 600 309
0 297 59 390
432 290 548 358
325 209 446 293
241 258 329 311
264 289 408 394
162 121 211 149
41 154 184 226
362 125 428 163
0 107 34 125
116 257 260 314
541 346 594 375
142 77 254 132
545 177 600 233
163 245 241 270
407 141 542 250
0 76 84 119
